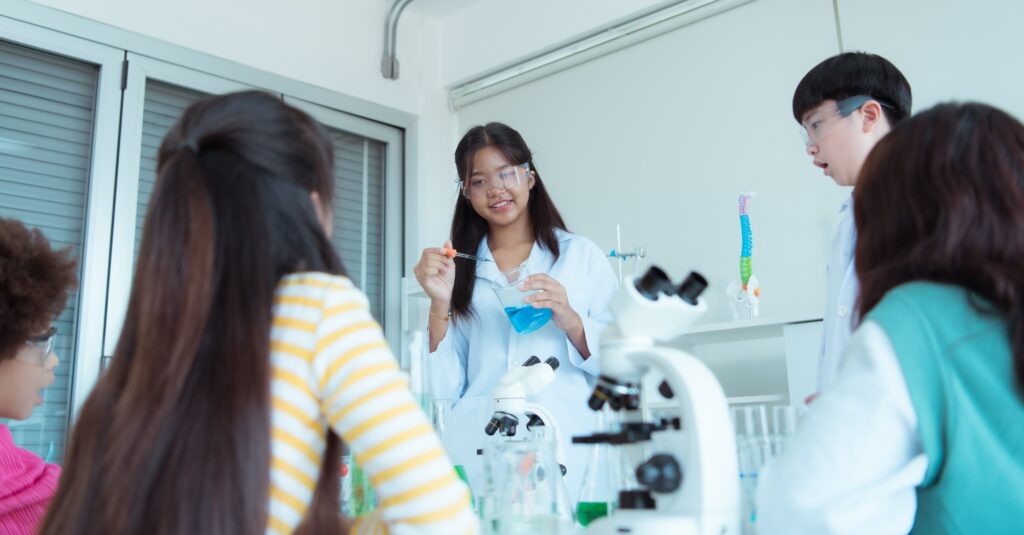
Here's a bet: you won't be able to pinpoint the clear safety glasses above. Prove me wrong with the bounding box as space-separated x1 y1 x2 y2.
458 162 530 199
18 326 57 367
799 94 892 147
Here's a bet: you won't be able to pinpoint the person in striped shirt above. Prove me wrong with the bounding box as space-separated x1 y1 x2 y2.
41 91 477 535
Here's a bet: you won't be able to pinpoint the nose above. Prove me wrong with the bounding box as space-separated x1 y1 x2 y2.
46 351 59 372
486 183 508 197
805 142 817 156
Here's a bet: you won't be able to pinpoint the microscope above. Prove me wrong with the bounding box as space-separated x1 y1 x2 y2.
484 356 565 464
573 266 740 535
477 356 576 532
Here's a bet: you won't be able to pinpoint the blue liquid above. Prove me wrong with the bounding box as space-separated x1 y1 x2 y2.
504 306 553 334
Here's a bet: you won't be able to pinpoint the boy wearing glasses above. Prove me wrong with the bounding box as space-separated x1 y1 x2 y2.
793 52 912 395
0 217 77 534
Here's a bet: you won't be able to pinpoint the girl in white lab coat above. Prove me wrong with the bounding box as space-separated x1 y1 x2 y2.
413 122 619 500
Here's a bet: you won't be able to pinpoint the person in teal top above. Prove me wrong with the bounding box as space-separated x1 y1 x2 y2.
758 102 1024 534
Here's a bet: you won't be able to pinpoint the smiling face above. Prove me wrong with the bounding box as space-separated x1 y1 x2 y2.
0 340 59 420
463 146 536 228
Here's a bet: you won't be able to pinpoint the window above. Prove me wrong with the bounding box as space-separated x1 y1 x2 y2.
0 13 406 464
328 129 387 319
133 80 208 266
0 35 118 463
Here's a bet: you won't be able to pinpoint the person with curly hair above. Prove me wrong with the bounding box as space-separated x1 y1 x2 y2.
0 216 78 534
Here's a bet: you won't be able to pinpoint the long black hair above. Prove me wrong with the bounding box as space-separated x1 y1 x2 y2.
450 122 567 319
43 91 347 534
855 102 1024 389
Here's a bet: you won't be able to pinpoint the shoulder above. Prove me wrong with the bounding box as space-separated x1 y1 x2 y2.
0 424 15 457
0 424 30 475
871 282 971 318
554 229 604 261
275 272 366 307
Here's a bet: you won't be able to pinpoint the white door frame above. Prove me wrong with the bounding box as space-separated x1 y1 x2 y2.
285 96 405 360
102 54 260 362
0 16 124 418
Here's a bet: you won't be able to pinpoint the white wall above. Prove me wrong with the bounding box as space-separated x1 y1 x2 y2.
448 0 1024 399
839 0 1024 120
457 0 845 326
30 0 431 114
28 0 458 265
437 0 671 87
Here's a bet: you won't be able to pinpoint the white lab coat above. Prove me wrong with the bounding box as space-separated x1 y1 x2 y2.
818 195 858 391
758 321 926 534
427 228 619 503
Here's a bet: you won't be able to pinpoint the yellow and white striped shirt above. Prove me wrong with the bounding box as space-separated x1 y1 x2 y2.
267 272 477 535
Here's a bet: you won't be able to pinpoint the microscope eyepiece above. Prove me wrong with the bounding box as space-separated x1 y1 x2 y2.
635 266 675 300
676 271 708 305
523 355 541 367
545 357 560 371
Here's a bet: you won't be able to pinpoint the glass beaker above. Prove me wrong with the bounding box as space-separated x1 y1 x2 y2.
730 404 781 535
770 405 799 456
479 439 575 535
576 411 619 526
432 398 452 438
493 263 553 334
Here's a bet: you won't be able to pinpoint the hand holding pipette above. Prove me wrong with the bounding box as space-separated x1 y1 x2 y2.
441 247 494 263
413 240 457 305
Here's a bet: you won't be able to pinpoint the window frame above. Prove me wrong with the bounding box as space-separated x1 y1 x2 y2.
285 96 405 358
2 0 416 425
0 16 124 418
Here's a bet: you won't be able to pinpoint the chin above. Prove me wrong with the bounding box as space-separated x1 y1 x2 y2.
486 210 517 223
10 408 33 421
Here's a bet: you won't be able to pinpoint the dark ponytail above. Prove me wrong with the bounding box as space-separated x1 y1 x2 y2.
43 91 347 534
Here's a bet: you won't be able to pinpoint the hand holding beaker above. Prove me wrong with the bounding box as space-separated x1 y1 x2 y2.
521 273 582 333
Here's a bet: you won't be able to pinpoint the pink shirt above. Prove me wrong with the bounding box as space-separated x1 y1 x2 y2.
0 424 60 534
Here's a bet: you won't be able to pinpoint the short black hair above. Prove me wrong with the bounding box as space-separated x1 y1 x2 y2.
793 52 912 126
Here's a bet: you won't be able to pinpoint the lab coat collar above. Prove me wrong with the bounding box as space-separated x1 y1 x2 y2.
475 228 573 284
839 193 853 214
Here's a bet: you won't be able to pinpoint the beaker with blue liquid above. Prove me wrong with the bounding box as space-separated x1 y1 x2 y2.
493 264 552 334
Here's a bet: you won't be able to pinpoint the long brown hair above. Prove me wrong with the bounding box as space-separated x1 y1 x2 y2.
854 102 1024 389
450 122 567 319
42 91 347 533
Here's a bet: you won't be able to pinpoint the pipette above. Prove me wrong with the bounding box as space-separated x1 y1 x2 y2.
442 247 494 263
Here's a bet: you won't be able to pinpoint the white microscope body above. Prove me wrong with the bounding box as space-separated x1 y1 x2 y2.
485 356 566 464
579 267 740 535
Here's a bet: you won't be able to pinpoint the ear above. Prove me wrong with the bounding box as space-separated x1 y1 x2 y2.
860 100 887 133
309 191 333 239
527 170 536 190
